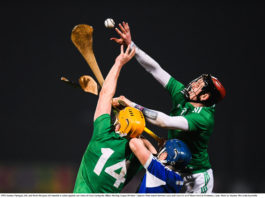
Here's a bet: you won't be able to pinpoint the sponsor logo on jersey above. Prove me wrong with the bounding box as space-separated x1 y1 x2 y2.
192 107 202 113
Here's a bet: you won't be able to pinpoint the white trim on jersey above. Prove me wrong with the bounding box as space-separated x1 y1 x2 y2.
145 171 166 188
139 156 184 193
144 154 153 169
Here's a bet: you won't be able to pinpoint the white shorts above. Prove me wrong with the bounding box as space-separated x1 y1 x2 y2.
181 169 214 193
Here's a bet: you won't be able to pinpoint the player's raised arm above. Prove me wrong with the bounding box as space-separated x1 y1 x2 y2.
94 45 135 121
113 95 189 131
111 22 171 88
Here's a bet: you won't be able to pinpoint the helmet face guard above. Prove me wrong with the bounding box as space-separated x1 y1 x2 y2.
157 139 192 170
182 74 226 106
117 107 146 138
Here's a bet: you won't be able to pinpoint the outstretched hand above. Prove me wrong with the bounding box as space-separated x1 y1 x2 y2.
112 95 133 110
110 22 132 46
115 44 135 66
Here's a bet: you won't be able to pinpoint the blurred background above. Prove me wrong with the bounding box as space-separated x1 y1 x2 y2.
0 1 264 193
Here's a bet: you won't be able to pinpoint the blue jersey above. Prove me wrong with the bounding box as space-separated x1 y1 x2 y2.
138 155 184 193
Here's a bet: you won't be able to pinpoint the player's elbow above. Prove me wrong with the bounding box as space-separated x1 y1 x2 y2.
129 138 141 153
99 88 114 100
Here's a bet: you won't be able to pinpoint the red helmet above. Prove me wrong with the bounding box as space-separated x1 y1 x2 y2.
211 76 226 103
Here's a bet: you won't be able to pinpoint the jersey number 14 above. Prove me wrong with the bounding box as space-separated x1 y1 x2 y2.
93 148 126 188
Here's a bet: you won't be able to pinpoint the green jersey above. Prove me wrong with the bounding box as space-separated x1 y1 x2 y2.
74 114 141 193
166 77 215 173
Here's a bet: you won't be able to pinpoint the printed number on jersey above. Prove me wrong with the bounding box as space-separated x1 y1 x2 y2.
93 148 126 188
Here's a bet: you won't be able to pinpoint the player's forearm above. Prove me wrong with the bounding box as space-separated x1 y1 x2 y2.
101 63 122 95
141 138 157 155
101 63 122 100
131 42 171 87
94 63 122 120
132 102 189 131
129 138 153 166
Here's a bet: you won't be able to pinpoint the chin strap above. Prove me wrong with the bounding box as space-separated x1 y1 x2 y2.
182 87 207 105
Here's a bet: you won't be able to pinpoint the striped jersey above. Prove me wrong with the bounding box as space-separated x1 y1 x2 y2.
138 155 183 193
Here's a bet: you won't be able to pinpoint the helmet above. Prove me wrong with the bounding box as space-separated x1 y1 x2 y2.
158 139 191 169
182 74 226 106
211 75 226 103
117 107 146 138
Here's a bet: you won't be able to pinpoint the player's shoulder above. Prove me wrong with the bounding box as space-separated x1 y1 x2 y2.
166 77 185 91
185 104 215 130
93 113 112 129
149 158 178 174
94 113 111 124
91 114 114 141
170 76 185 86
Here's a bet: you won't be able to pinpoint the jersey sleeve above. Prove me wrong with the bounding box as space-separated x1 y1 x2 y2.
91 114 113 140
184 108 214 132
131 42 171 87
165 77 186 107
146 157 183 191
